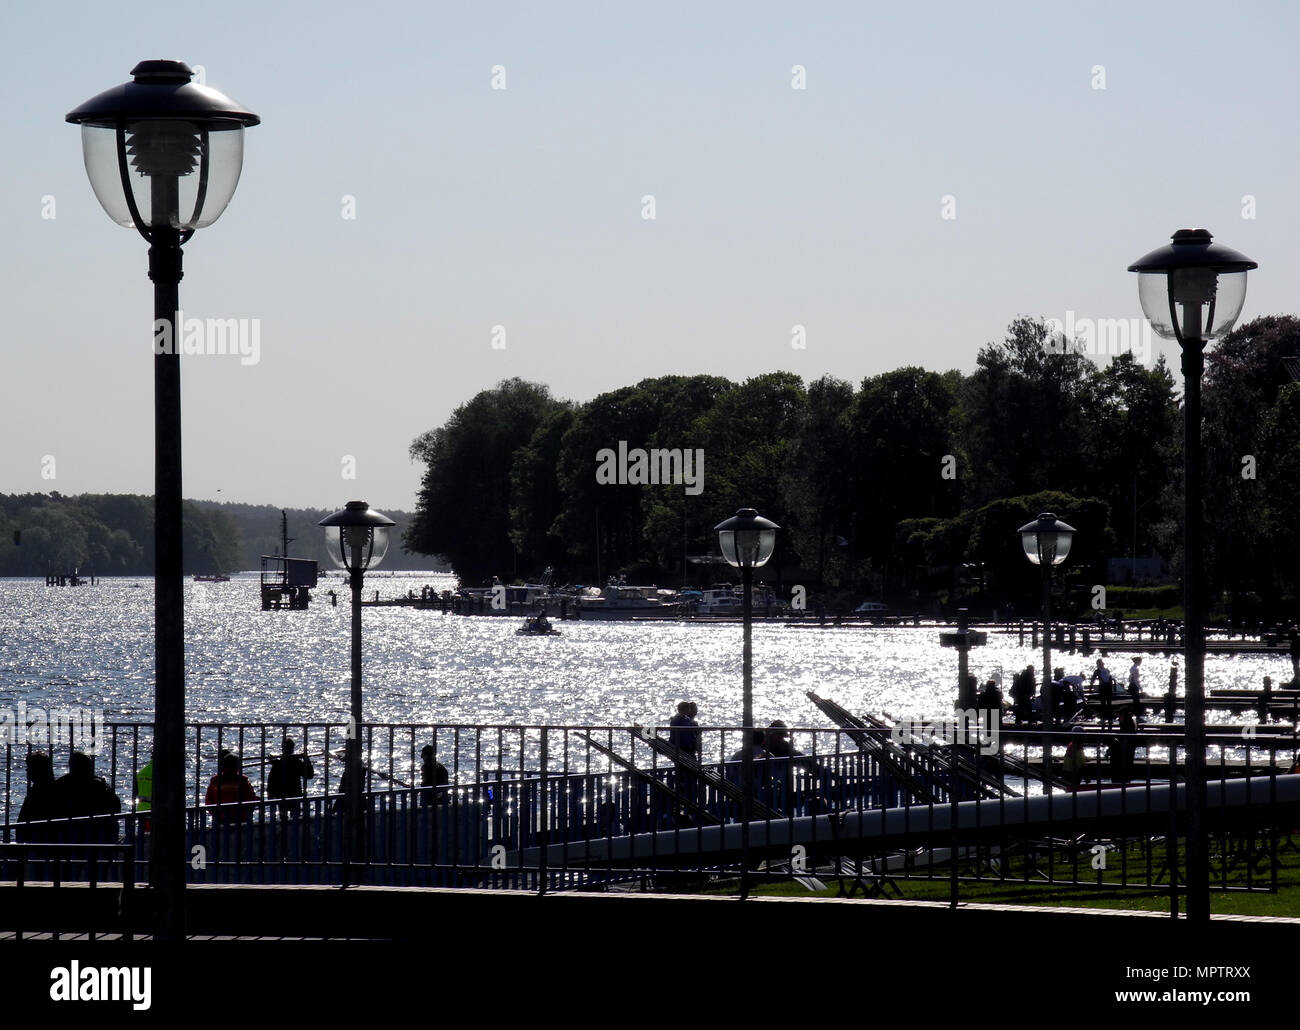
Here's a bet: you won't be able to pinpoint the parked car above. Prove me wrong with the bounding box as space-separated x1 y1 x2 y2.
854 601 891 620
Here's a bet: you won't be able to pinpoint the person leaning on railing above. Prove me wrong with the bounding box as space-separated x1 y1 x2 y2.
54 751 122 843
134 751 154 832
267 736 314 810
420 745 449 805
16 751 58 843
204 752 259 824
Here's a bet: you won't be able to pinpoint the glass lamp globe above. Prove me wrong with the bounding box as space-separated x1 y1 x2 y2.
1018 513 1075 567
1129 229 1255 343
67 60 259 232
319 502 395 573
715 508 779 568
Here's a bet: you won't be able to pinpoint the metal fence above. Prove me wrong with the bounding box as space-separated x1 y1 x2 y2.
2 721 1297 909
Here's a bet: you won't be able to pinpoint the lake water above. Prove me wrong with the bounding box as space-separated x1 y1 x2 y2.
1 571 1289 815
1 572 1285 730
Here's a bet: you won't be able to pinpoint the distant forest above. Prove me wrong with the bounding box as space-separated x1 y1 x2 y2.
0 497 444 576
404 315 1300 616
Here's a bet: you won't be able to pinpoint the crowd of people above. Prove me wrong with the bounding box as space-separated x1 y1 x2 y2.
985 657 1148 728
665 701 809 766
16 750 122 842
15 733 453 839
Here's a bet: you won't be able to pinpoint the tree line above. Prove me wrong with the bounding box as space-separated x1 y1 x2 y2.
404 315 1300 616
0 497 436 576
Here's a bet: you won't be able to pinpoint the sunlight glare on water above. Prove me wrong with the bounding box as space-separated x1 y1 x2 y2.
0 573 1286 734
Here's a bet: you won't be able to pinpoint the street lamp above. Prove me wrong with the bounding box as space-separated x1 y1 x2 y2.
1017 512 1075 727
319 501 394 879
67 60 258 941
1129 228 1256 924
715 507 778 896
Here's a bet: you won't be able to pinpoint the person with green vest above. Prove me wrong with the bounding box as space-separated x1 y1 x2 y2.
134 752 154 830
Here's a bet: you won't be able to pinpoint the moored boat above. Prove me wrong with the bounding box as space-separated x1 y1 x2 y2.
554 582 681 620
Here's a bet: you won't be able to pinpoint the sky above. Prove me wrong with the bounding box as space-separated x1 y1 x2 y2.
2 0 1298 513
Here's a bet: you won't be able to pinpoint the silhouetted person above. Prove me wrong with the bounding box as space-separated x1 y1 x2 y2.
956 674 978 714
1127 656 1144 719
977 678 1003 723
134 749 154 833
1090 659 1115 728
766 719 823 805
665 702 701 813
1059 669 1085 722
267 736 314 805
1110 709 1138 784
760 720 794 759
727 729 769 790
1258 676 1274 725
1062 728 1088 791
17 752 58 842
1011 666 1036 725
668 701 700 757
420 744 449 805
730 728 767 763
204 753 258 824
134 751 154 814
54 751 121 842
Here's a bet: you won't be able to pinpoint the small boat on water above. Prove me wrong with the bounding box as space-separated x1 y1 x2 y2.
517 615 560 636
194 574 231 582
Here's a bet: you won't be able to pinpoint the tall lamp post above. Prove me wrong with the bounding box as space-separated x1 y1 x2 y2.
1129 228 1256 923
319 501 394 880
67 61 259 941
1017 512 1076 729
715 507 778 896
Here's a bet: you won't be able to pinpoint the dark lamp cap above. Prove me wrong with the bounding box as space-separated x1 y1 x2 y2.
1127 228 1256 274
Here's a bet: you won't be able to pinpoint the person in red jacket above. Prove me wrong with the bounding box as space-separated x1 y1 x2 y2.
204 752 258 824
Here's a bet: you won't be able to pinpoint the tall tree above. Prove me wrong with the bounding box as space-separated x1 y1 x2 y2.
1090 352 1179 566
850 366 962 587
509 406 576 576
960 317 1102 507
406 379 564 583
781 375 855 586
1203 315 1300 609
688 372 806 563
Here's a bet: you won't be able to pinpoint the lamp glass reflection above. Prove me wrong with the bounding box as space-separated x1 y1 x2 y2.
80 121 245 230
1137 269 1249 342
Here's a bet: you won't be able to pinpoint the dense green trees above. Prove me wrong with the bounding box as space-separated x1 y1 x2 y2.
405 379 568 584
405 315 1300 612
0 494 237 576
1201 315 1300 616
0 497 431 576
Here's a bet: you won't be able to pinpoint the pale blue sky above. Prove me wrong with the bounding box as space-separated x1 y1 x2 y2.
2 0 1296 512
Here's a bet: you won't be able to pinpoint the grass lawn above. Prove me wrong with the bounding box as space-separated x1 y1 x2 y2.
699 834 1300 917
1122 607 1184 621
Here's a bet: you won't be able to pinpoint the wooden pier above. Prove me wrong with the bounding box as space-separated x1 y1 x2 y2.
44 571 94 587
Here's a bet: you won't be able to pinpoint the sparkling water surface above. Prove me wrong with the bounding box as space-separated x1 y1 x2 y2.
0 572 1284 731
1 573 1291 815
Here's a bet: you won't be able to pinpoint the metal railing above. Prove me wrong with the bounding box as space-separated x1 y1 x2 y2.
0 842 135 940
2 721 1296 910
